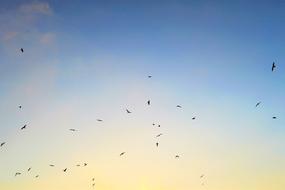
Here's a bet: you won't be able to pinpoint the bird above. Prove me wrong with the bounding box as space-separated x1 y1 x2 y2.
92 178 95 181
176 105 182 108
84 163 87 166
255 102 261 107
152 123 155 126
69 129 77 132
272 116 277 119
200 174 204 178
15 172 21 177
97 119 103 122
76 164 81 167
192 117 196 120
63 168 67 172
272 62 276 72
156 142 159 147
49 164 55 167
158 124 161 127
148 75 152 78
92 183 95 188
28 167 31 172
126 109 131 113
21 125 27 130
20 48 24 53
119 152 126 156
175 155 180 158
156 133 163 138
35 175 39 178
147 100 150 105
18 105 22 109
0 142 5 147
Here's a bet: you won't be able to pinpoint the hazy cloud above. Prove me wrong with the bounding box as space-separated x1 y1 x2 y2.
19 1 53 16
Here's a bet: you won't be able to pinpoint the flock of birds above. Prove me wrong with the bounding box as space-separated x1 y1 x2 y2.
0 48 279 188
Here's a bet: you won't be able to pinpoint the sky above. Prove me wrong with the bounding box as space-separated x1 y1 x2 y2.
0 0 285 190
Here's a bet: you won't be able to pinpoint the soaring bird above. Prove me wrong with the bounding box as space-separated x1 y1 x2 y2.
97 119 103 122
156 133 163 138
158 124 161 127
200 174 204 178
255 102 261 107
175 155 180 159
156 142 159 147
35 175 39 178
0 142 5 147
20 48 24 53
176 105 182 108
272 116 277 119
272 62 276 72
147 100 150 105
63 168 67 172
119 152 126 156
15 172 21 177
148 75 152 78
192 117 196 120
84 163 87 166
18 105 22 109
21 125 27 130
76 164 81 167
49 164 55 167
69 129 77 132
28 168 31 172
126 109 131 113
92 183 95 188
152 123 155 126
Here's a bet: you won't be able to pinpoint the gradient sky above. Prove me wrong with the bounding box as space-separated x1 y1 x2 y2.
0 1 285 190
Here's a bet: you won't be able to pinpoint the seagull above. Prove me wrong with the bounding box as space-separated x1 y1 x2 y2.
147 100 150 105
272 62 276 72
97 119 103 122
69 129 77 132
156 133 163 138
126 109 132 113
84 163 87 166
21 125 27 130
0 142 5 147
63 168 67 172
192 117 196 120
272 116 277 119
28 167 31 172
255 102 261 107
176 105 182 108
119 152 126 156
49 164 55 167
15 172 21 177
156 142 159 147
20 48 24 53
175 155 180 159
200 174 204 178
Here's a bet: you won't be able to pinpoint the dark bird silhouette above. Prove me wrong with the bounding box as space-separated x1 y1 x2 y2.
21 125 27 130
63 168 67 172
35 175 39 178
97 119 103 122
158 124 161 127
156 142 159 147
92 178 95 181
0 142 5 147
92 183 95 188
176 105 182 108
272 116 277 119
76 164 81 167
192 117 196 120
18 105 22 109
28 168 31 172
148 75 152 78
119 152 126 156
175 155 180 159
272 62 276 72
147 100 150 105
84 163 87 166
15 172 21 177
20 48 24 53
126 109 131 113
49 164 55 167
69 129 77 132
200 174 204 178
152 123 155 126
156 133 163 138
255 102 261 107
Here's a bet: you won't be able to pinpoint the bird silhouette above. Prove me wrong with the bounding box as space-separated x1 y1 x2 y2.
255 102 261 107
175 155 180 158
49 164 55 167
21 125 27 130
69 129 77 132
84 163 87 166
92 183 95 188
152 123 155 126
156 133 163 138
28 167 31 172
35 175 39 178
156 142 159 147
200 174 204 178
272 116 277 119
18 105 22 109
15 172 21 177
92 178 95 181
63 168 67 172
126 109 131 113
272 62 276 72
148 75 152 78
0 142 5 147
76 164 81 167
176 105 182 108
192 117 196 120
158 124 161 127
97 119 103 122
147 100 150 105
119 152 126 156
20 48 24 53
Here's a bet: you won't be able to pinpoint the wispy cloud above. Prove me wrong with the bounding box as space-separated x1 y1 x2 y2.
19 1 53 16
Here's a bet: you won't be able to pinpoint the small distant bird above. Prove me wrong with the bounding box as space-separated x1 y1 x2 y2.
69 129 77 132
175 155 180 159
28 168 31 172
97 119 103 122
0 142 5 147
84 163 87 166
147 100 150 105
272 62 276 72
119 152 126 156
76 164 81 167
21 125 27 130
152 123 155 126
15 172 21 177
158 124 161 127
18 105 22 109
126 109 131 113
92 183 95 188
49 164 55 167
20 48 24 53
35 175 39 178
156 133 163 138
92 178 95 181
176 105 182 108
192 117 196 120
156 142 159 147
255 102 261 107
200 174 204 178
148 75 152 78
63 168 67 172
272 116 277 119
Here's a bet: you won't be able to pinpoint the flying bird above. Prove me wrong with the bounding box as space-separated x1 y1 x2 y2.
0 142 5 147
20 48 24 53
148 75 152 78
152 123 155 126
255 102 261 107
15 172 21 177
119 152 126 156
84 163 87 166
69 129 77 132
49 164 55 167
175 155 180 159
272 116 277 119
272 62 276 72
18 105 22 109
156 133 163 138
156 142 159 147
200 174 204 178
28 168 31 172
92 183 95 188
147 100 150 105
126 109 131 113
176 105 182 108
21 125 27 130
76 164 81 167
35 175 39 178
158 124 161 127
63 168 67 172
92 178 95 181
192 117 196 120
97 119 103 122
